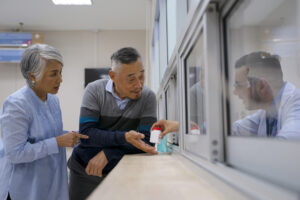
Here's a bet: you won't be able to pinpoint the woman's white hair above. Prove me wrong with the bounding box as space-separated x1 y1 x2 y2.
20 44 63 87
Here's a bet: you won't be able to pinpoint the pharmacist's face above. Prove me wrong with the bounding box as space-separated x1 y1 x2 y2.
233 66 264 110
109 59 145 100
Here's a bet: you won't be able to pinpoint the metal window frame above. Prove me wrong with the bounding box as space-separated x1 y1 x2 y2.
221 0 300 193
165 74 179 146
177 1 224 162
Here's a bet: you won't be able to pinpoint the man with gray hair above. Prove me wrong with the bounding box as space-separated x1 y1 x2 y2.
68 47 157 199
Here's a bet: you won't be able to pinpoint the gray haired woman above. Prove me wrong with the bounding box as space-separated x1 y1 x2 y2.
0 44 88 200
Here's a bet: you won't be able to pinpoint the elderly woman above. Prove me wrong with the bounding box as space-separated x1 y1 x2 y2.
0 44 88 200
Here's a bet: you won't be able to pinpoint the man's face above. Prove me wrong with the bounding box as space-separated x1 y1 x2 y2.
233 66 263 110
110 59 145 100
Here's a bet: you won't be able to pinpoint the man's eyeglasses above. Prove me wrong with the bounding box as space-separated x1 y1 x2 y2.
233 77 260 89
233 80 251 89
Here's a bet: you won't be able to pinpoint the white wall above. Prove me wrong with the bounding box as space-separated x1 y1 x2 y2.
0 30 146 131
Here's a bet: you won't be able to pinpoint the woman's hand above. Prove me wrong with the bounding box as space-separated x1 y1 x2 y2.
56 131 89 147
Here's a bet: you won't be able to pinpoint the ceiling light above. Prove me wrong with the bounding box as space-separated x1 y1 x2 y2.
52 0 92 5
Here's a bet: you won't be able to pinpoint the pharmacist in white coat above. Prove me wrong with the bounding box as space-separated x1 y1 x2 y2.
232 51 300 139
152 52 300 140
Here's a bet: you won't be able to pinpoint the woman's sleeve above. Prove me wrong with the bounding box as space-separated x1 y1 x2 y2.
0 99 59 164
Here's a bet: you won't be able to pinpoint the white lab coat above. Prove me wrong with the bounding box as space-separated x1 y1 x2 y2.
233 82 300 139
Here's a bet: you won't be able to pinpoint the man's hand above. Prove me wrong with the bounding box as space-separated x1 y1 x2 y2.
125 131 157 154
85 151 108 177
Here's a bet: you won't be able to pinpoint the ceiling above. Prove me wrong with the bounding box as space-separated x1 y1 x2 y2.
0 0 150 31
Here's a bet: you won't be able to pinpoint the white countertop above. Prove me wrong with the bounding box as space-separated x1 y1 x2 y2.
88 153 247 200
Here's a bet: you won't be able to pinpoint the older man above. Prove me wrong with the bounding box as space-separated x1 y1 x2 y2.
68 47 157 200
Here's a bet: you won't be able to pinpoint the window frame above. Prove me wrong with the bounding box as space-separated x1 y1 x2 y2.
150 0 300 198
164 73 179 146
178 1 224 161
158 0 168 82
222 0 300 192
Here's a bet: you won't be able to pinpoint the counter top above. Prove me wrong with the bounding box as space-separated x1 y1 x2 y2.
88 153 246 200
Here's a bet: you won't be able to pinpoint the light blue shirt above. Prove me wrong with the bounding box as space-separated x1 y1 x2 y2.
105 79 130 110
0 86 69 200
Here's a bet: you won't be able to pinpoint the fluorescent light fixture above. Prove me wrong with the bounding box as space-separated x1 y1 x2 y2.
52 0 92 5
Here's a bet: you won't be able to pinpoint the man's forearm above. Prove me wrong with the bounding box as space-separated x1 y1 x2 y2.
79 122 126 148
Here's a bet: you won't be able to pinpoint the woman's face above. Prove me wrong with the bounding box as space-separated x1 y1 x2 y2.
33 60 63 96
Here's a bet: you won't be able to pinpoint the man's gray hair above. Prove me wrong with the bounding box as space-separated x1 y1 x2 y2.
20 43 63 86
111 47 141 72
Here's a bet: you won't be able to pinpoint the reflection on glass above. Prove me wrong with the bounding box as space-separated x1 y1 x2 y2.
185 32 206 135
167 0 177 61
227 0 300 139
187 0 200 13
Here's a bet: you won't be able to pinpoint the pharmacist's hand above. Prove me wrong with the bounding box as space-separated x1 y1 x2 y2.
85 151 108 177
151 120 179 139
125 131 157 155
56 131 89 147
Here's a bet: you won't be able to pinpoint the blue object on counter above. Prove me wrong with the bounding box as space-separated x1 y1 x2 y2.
157 135 168 152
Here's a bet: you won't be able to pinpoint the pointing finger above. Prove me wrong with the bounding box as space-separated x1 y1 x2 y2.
74 133 89 139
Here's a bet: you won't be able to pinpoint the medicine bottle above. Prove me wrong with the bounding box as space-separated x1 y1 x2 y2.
150 127 161 144
190 126 201 134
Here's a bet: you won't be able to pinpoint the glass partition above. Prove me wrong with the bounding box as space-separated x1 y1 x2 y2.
185 30 206 135
167 0 177 61
226 0 300 140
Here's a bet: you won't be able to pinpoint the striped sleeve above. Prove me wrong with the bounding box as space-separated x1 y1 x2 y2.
79 83 126 148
